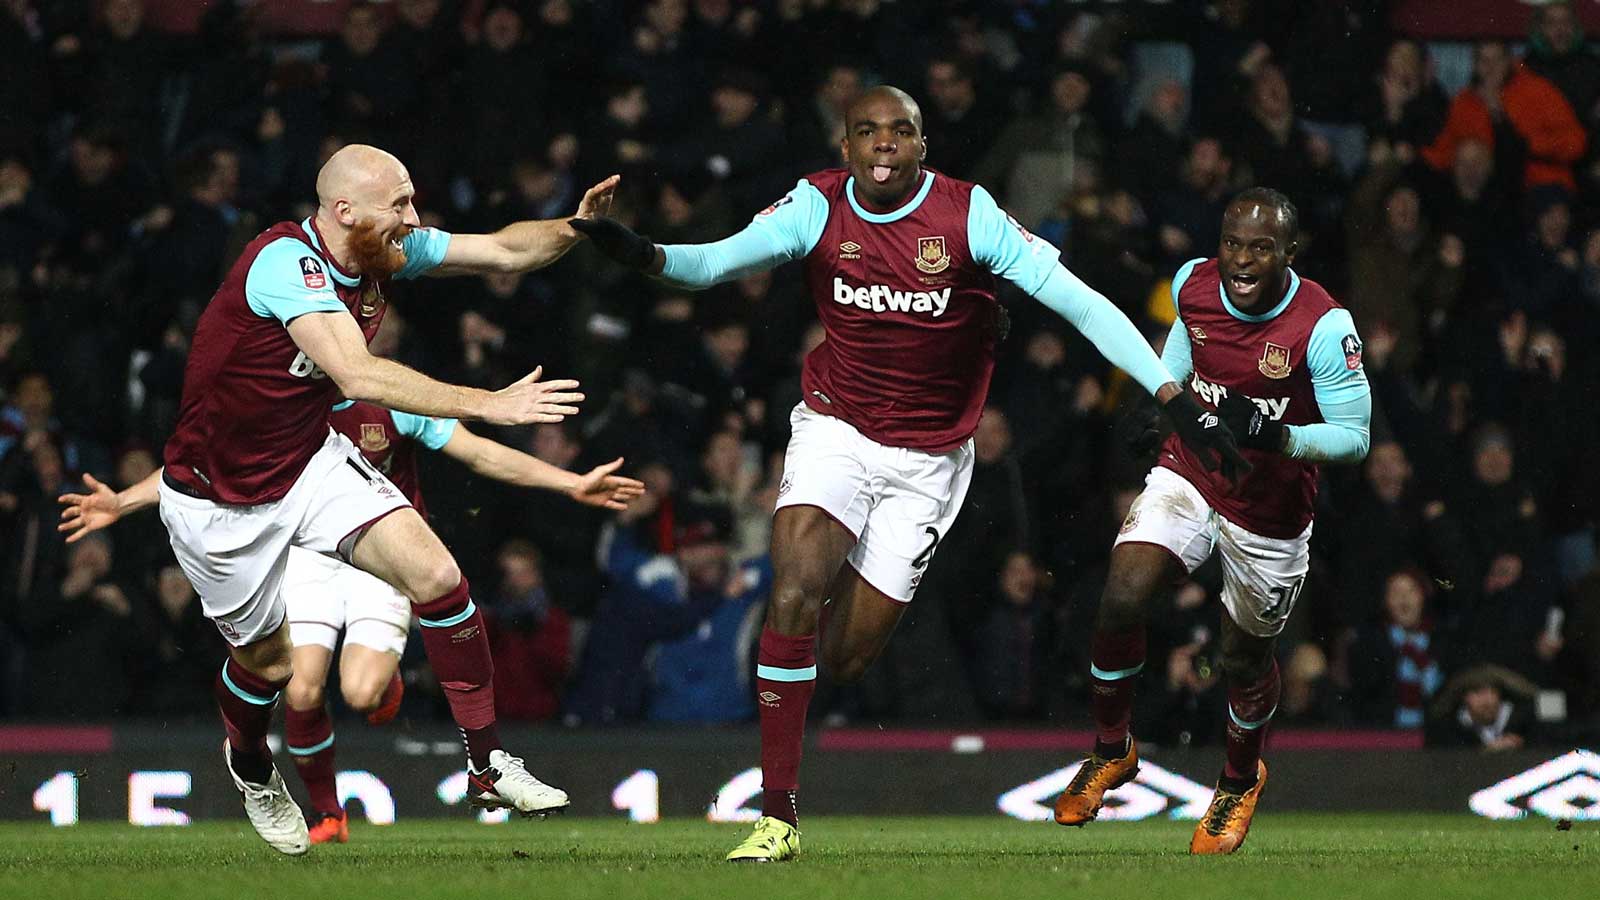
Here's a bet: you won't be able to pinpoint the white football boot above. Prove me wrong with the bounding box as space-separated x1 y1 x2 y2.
466 749 570 817
224 741 310 856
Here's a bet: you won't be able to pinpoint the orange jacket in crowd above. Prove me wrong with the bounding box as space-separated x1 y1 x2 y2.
1422 63 1587 191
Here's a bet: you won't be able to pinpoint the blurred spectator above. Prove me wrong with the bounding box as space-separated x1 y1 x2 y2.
324 2 421 153
1427 665 1538 750
656 67 787 215
44 125 159 267
0 151 66 280
18 532 140 716
1151 136 1234 271
454 3 549 183
1330 440 1465 625
923 57 1005 182
1113 79 1189 209
647 547 769 724
789 63 863 172
483 539 571 722
1522 1 1600 133
1423 41 1587 191
1230 63 1346 239
131 563 220 715
1344 157 1462 375
974 551 1053 719
565 499 736 724
1348 568 1444 729
1364 39 1449 157
975 65 1104 229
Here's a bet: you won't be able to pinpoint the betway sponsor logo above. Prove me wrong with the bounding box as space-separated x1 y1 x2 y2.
1190 374 1289 420
833 277 952 318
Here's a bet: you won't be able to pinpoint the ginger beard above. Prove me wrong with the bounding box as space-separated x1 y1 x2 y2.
348 218 410 279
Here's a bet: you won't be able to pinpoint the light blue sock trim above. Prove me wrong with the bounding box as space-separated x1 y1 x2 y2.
221 664 279 706
1090 662 1145 681
757 664 817 683
1229 703 1278 731
288 734 335 756
419 598 476 629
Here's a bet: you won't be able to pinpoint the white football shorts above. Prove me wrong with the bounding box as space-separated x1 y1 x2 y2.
283 546 411 656
158 429 411 647
774 402 974 602
1113 466 1311 637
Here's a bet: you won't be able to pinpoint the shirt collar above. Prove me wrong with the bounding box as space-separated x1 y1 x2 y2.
845 170 936 224
302 217 362 287
1218 268 1300 323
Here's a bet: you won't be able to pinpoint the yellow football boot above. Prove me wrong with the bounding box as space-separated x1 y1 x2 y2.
725 815 801 863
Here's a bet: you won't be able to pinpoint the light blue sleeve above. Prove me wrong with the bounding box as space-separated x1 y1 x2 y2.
1031 266 1176 396
1284 396 1371 463
389 410 458 451
1162 315 1193 383
1283 308 1372 463
244 238 348 324
966 184 1061 294
660 179 829 289
1306 308 1371 406
394 226 452 280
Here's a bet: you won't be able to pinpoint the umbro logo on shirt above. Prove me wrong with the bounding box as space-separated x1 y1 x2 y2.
300 256 326 290
839 241 861 259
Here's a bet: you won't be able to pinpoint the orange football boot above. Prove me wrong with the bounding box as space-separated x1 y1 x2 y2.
1190 761 1268 855
365 672 404 726
1054 737 1140 826
308 809 349 845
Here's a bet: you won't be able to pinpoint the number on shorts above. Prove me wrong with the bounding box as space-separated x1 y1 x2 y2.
912 526 942 570
1264 576 1305 621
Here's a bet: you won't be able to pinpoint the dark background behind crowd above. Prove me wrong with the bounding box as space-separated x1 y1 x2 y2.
2 0 1598 752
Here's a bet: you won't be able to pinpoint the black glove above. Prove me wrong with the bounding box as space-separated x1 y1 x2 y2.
569 217 657 269
1160 391 1251 483
1127 407 1163 458
1217 389 1286 453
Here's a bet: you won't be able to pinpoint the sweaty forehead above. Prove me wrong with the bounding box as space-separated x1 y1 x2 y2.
849 94 921 131
1223 202 1285 237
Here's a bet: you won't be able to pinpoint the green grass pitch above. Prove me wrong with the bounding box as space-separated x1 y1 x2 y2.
0 815 1594 900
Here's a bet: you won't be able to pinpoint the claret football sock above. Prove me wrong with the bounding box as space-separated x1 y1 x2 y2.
756 627 817 827
285 702 340 815
1224 659 1280 782
1088 625 1146 746
415 577 500 769
216 657 289 785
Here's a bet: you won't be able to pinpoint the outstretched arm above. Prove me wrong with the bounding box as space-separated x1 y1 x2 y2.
287 311 583 425
437 424 645 510
572 178 828 289
967 187 1247 480
430 175 619 275
58 470 160 542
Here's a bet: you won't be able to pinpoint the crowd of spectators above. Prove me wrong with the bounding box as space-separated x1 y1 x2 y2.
2 0 1598 749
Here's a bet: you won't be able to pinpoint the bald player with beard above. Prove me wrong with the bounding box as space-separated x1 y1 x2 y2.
574 86 1249 862
151 144 617 854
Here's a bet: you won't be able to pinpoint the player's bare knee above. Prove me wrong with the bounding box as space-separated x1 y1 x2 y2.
767 581 824 633
341 681 384 713
1098 578 1149 632
408 557 462 605
284 678 325 711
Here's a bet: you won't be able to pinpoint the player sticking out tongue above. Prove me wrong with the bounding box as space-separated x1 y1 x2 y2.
844 86 928 212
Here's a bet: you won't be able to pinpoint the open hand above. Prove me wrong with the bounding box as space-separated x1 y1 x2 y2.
569 457 647 511
574 174 620 221
483 366 584 426
58 473 122 544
